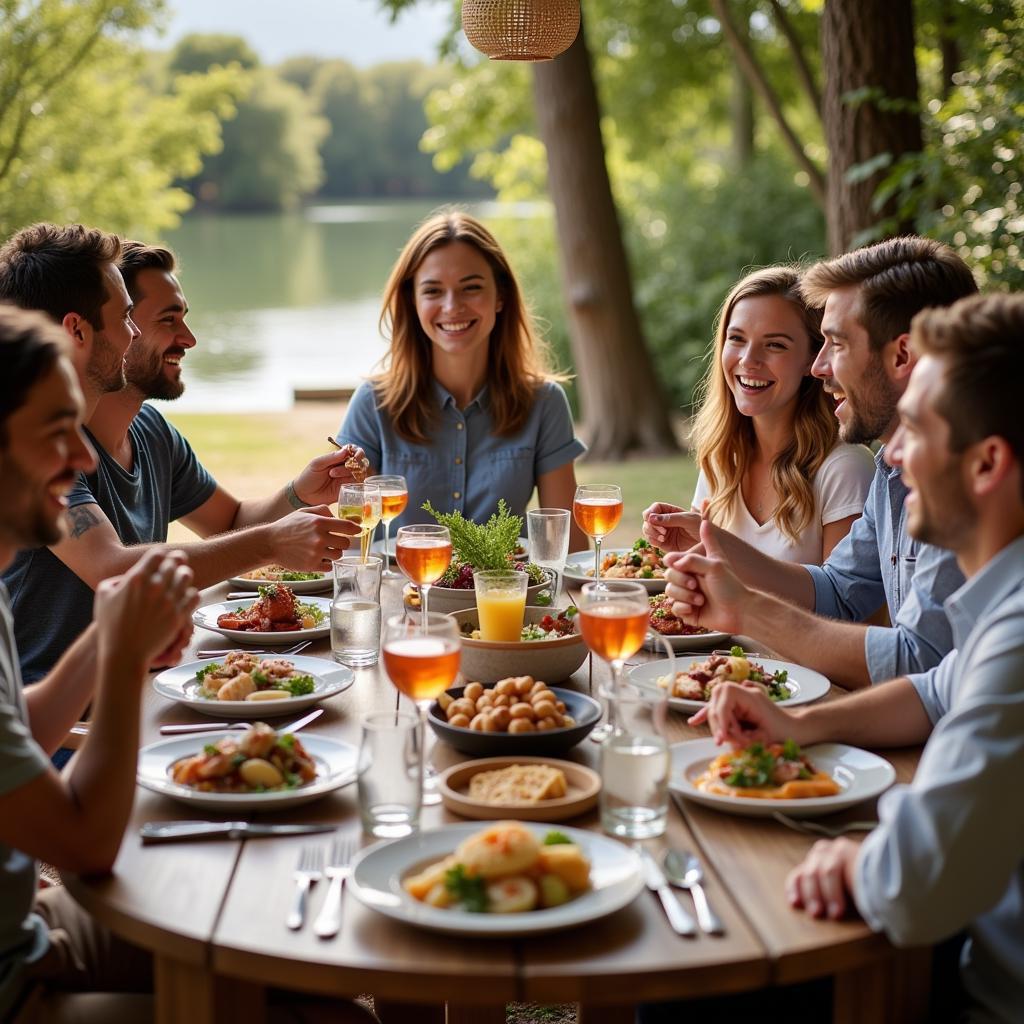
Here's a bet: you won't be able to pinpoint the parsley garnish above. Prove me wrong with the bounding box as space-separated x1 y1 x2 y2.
444 865 489 912
196 662 220 681
730 645 745 658
203 743 219 756
283 675 315 696
277 733 296 750
543 830 572 846
253 669 268 686
725 742 775 788
296 602 325 625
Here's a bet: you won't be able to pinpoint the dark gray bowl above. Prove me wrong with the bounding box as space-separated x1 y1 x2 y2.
427 684 603 756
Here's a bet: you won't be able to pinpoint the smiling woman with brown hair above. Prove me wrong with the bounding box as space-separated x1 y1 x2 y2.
336 209 586 545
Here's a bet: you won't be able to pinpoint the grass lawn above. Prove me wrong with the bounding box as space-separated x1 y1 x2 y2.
164 404 698 548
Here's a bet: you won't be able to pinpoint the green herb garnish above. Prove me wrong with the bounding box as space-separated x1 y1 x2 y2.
730 645 745 658
725 742 775 788
203 743 219 756
277 571 322 581
253 669 269 686
196 662 220 681
781 738 802 761
277 733 296 750
297 602 325 625
423 499 522 570
283 675 315 696
543 830 572 846
444 864 489 912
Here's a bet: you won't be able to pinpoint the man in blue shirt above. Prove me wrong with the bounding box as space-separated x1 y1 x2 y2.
0 230 363 681
646 237 977 688
700 293 1024 1024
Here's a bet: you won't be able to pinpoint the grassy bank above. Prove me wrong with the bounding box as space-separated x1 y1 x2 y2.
163 404 697 546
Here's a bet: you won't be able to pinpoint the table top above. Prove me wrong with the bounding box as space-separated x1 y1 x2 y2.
66 578 918 1006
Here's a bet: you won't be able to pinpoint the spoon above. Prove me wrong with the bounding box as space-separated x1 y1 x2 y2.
663 850 725 935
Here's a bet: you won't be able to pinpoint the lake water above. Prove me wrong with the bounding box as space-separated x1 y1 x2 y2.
164 199 549 412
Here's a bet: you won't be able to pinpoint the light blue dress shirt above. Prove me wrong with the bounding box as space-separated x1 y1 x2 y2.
855 535 1024 1024
804 447 965 682
337 379 586 530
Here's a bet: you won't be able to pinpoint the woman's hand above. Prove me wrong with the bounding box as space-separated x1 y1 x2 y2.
642 501 703 553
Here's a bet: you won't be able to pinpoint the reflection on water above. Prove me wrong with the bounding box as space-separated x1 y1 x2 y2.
163 200 549 411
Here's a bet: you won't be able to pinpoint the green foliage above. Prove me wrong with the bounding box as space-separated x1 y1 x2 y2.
422 498 522 570
168 32 260 74
0 0 244 236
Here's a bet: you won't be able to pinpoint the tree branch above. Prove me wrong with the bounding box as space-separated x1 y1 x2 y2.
712 0 826 207
767 0 822 120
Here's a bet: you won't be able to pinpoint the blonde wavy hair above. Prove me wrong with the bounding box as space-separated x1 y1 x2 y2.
690 265 837 544
371 210 566 444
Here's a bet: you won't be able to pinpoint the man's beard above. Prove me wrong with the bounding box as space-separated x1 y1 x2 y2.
909 457 973 551
127 347 185 401
839 355 903 446
0 459 66 548
86 332 127 394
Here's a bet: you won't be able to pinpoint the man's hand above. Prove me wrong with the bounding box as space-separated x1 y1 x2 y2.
93 550 198 670
293 445 370 505
689 680 806 747
664 519 749 631
642 501 703 553
266 505 359 569
786 838 861 920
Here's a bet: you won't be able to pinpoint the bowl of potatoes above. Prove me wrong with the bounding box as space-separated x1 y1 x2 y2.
428 677 603 756
449 606 588 684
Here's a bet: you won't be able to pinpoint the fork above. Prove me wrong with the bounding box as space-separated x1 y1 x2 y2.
196 640 312 659
286 846 323 930
313 836 357 938
772 812 878 838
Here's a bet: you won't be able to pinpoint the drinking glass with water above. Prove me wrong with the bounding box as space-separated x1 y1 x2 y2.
527 508 571 599
331 555 383 667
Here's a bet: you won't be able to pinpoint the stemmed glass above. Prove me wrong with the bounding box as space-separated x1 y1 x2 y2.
395 524 452 628
382 612 461 805
365 474 408 578
573 484 623 580
338 482 382 563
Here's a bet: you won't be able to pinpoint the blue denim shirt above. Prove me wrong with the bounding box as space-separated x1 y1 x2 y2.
337 379 586 530
804 448 964 682
856 536 1024 1024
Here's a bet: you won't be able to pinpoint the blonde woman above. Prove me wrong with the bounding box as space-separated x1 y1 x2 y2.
646 266 874 563
336 210 587 546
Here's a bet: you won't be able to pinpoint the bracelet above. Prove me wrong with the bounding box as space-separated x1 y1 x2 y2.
285 480 311 510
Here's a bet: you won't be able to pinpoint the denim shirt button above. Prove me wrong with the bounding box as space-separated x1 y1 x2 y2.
455 423 464 431
453 491 461 500
455 457 462 465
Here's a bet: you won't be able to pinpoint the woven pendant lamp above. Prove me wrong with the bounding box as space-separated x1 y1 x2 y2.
462 0 581 61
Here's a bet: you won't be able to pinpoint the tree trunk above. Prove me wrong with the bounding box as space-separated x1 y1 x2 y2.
731 46 755 165
821 0 923 254
531 25 679 460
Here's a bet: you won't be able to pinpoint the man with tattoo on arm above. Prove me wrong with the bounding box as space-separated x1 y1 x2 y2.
693 294 1024 1024
644 237 977 689
0 229 364 683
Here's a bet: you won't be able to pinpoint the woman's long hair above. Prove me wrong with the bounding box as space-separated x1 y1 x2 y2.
690 265 837 544
371 210 566 443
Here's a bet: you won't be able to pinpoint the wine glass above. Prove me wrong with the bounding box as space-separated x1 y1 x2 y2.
338 482 382 563
573 484 623 580
394 524 452 628
382 612 461 805
365 474 408 578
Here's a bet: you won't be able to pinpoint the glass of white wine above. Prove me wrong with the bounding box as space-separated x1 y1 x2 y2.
365 474 408 578
338 482 382 563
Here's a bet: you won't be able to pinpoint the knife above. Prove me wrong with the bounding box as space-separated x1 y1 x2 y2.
140 821 336 844
640 849 697 936
160 708 324 736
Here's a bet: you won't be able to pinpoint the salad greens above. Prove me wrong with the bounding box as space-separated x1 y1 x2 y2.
444 864 489 913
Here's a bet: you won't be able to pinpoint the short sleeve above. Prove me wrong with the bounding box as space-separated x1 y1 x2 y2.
692 470 710 512
164 417 217 522
336 382 384 472
815 444 876 526
533 383 586 478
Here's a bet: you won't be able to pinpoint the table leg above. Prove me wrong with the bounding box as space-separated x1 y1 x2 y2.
577 1004 634 1024
155 956 266 1024
832 948 931 1024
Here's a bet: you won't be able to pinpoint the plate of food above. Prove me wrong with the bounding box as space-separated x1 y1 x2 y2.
439 757 601 822
645 593 730 651
669 738 896 817
429 680 603 756
227 566 331 595
152 652 354 718
562 539 667 593
347 820 643 936
628 646 830 713
193 585 330 644
137 723 358 811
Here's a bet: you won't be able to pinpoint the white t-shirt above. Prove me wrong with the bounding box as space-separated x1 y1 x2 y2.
692 442 876 565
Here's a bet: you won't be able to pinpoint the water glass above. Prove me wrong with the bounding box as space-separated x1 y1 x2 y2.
357 711 422 838
527 508 571 598
473 569 529 641
331 555 383 667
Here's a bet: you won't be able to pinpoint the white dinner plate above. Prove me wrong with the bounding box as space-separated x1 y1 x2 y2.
137 733 358 811
644 630 732 653
628 655 831 713
152 654 354 718
669 739 896 818
192 596 331 645
226 572 331 595
562 550 666 593
348 821 644 936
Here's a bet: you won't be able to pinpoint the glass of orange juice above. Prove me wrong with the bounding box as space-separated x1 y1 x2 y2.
473 570 529 642
382 612 461 805
365 474 408 578
573 484 623 580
